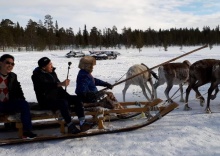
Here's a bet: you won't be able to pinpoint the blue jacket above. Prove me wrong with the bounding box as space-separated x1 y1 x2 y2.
75 69 108 99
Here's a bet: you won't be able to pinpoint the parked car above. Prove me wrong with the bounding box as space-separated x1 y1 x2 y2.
90 53 108 60
103 51 118 59
89 50 120 60
65 51 85 58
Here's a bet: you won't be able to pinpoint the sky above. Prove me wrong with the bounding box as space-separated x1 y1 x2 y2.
1 0 220 33
1 46 220 155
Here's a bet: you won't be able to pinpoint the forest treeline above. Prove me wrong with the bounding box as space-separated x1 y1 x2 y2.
0 14 219 52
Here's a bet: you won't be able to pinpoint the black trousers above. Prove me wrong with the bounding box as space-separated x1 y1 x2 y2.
40 95 85 124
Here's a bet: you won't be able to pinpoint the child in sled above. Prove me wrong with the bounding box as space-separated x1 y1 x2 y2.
75 56 124 111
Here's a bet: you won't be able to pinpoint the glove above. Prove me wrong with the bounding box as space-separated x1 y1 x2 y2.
105 82 113 89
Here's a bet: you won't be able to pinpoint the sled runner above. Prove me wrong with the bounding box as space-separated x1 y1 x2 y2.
0 99 178 146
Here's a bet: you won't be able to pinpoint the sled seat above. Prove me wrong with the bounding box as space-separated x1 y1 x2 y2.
0 100 111 138
0 109 101 138
0 102 97 138
0 99 163 138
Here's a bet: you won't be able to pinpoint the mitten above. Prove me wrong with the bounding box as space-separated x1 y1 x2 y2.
105 82 113 89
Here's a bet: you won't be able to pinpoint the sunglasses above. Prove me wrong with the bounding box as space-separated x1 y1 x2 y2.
4 61 15 66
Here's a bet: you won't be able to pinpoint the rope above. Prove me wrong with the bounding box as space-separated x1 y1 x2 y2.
100 45 208 92
115 72 127 83
169 90 208 106
170 84 183 99
159 81 209 106
172 88 208 103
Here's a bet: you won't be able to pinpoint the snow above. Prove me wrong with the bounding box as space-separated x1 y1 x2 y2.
1 45 220 156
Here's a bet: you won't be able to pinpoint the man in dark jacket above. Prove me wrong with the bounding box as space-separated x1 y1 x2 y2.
31 57 92 134
0 54 37 139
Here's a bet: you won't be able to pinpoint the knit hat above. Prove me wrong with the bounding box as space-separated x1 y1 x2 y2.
38 57 51 68
78 56 96 68
78 56 96 72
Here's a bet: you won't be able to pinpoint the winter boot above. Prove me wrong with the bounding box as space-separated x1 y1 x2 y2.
80 121 95 132
68 123 81 134
22 131 37 139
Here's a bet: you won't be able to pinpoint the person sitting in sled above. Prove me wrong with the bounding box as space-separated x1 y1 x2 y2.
0 54 37 139
31 57 93 134
75 56 122 110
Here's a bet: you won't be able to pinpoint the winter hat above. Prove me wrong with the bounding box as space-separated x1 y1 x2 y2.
79 56 96 68
38 57 51 68
78 56 96 73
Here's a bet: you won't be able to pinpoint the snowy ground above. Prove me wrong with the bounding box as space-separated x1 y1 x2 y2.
1 45 220 156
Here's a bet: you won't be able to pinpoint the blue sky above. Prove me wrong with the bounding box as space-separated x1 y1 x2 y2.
178 1 220 15
1 0 220 33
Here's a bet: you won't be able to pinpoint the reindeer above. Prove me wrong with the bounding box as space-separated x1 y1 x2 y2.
122 63 157 102
154 60 191 103
205 61 220 113
184 59 220 112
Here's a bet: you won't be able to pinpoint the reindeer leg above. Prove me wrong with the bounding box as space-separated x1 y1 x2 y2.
148 79 155 100
165 82 173 103
206 85 214 114
179 84 184 102
153 81 158 99
144 82 151 95
153 74 165 99
144 81 153 100
210 86 219 100
122 82 130 102
185 78 195 110
192 81 206 107
206 81 219 113
140 84 151 101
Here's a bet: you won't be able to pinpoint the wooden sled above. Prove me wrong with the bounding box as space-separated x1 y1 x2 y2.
0 99 162 138
0 101 178 146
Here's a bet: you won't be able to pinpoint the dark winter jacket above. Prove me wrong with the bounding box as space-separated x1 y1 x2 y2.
7 72 25 101
31 67 69 108
75 69 109 102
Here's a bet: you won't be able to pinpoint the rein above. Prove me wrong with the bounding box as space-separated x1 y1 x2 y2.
101 44 208 92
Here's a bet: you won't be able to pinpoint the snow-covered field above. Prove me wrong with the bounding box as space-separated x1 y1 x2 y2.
1 45 220 156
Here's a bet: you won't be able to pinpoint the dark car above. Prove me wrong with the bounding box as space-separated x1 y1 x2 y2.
103 51 118 59
65 51 85 58
89 51 120 60
90 53 108 60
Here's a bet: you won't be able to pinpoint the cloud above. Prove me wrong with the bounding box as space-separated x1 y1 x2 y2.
1 0 220 33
